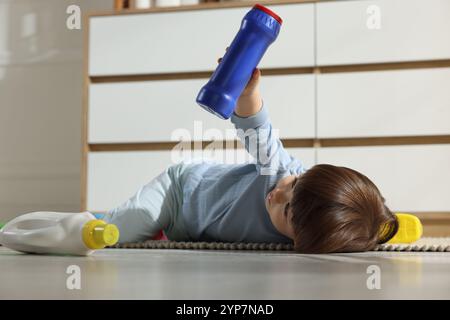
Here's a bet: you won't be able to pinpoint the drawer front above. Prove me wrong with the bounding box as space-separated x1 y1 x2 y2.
317 68 450 138
87 148 315 212
317 145 450 211
89 4 314 76
88 75 315 143
317 0 450 65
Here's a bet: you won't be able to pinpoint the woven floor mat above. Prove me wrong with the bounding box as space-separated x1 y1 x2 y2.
111 237 450 252
374 237 450 252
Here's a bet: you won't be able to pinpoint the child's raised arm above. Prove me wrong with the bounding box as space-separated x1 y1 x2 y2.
231 102 305 175
216 51 306 176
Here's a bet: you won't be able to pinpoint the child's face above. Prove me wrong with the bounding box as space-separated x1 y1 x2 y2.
265 175 299 240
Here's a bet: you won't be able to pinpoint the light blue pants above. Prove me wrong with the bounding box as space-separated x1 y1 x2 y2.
103 163 191 243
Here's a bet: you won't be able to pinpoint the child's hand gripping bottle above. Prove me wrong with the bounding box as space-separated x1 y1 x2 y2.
196 4 282 119
0 211 119 256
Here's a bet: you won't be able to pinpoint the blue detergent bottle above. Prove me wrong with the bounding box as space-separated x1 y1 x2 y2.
196 4 282 119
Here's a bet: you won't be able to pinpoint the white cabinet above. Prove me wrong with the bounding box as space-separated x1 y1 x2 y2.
317 0 450 65
87 148 315 212
261 74 315 139
88 79 233 143
88 151 172 212
89 4 314 76
317 68 450 138
88 74 315 143
85 1 450 217
317 145 450 211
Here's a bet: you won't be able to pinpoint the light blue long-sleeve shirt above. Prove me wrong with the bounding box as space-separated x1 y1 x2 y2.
180 104 307 243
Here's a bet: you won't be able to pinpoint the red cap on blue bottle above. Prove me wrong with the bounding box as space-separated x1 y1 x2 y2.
253 4 283 25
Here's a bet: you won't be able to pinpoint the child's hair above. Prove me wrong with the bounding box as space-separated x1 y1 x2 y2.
290 164 398 253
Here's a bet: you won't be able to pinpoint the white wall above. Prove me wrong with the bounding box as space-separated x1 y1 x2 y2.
0 0 110 222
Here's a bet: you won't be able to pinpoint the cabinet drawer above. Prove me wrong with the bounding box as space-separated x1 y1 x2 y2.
88 75 315 143
87 148 315 212
317 68 450 138
88 4 314 76
317 0 450 65
317 145 450 211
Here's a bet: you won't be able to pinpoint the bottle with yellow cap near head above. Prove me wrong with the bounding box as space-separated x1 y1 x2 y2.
0 211 119 256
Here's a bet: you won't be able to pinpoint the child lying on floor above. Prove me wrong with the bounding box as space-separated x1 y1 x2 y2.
102 54 399 254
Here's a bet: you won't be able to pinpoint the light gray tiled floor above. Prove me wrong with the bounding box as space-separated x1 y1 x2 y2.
1 247 449 299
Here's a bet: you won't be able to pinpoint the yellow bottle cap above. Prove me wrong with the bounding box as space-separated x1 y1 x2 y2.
387 213 423 244
82 220 120 250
